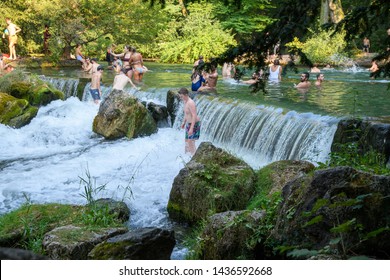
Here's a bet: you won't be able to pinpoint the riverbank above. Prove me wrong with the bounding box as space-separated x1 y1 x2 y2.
3 52 379 70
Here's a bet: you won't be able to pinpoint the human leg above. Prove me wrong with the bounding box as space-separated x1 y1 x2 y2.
185 139 196 155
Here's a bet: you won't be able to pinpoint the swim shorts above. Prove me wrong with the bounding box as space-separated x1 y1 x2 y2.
185 121 201 140
9 35 17 45
89 88 100 100
76 55 83 61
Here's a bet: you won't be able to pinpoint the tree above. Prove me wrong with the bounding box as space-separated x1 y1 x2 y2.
156 2 236 64
320 0 345 24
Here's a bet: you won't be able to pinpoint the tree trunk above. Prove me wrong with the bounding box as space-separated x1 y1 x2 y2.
320 0 330 24
329 0 344 23
320 0 344 24
62 46 72 59
178 0 187 17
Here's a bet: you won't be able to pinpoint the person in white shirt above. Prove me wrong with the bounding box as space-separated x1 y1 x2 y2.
5 18 21 60
269 59 282 81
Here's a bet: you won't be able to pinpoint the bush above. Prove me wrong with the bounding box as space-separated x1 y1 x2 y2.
286 28 347 65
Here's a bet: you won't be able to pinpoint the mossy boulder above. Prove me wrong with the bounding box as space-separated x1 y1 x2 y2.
199 210 265 260
93 89 158 140
167 142 256 224
271 166 390 259
28 83 65 106
255 160 315 196
88 227 176 260
0 200 130 259
0 69 63 108
42 225 128 260
0 204 85 248
0 92 38 128
332 118 390 166
93 198 130 223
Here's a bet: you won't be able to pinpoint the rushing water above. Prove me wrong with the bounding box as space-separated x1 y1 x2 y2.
0 62 388 259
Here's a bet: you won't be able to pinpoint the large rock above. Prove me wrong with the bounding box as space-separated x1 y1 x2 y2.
166 89 181 126
255 160 315 195
332 119 390 166
93 90 157 140
200 210 265 260
9 82 65 106
0 92 38 128
271 166 390 259
0 247 49 260
147 102 170 127
42 225 128 260
93 198 130 222
88 227 175 260
167 142 256 224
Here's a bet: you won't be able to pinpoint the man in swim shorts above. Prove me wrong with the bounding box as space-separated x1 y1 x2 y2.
178 87 201 156
90 65 103 104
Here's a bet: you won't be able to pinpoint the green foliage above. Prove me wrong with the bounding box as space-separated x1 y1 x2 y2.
318 142 390 175
157 2 237 63
78 168 120 227
285 28 347 65
0 199 83 254
213 0 274 36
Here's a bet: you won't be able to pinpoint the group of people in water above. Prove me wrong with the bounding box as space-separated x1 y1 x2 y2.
75 44 146 104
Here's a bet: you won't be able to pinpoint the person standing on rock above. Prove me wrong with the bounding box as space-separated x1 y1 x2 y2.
178 87 201 156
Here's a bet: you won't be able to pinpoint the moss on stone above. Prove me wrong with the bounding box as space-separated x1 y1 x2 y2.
0 92 38 127
0 203 84 247
28 83 65 106
89 240 135 260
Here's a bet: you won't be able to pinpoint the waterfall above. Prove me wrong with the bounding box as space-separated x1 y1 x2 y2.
37 76 340 169
193 96 339 168
39 76 80 98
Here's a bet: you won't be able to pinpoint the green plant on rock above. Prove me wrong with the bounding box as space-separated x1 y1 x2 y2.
284 192 390 259
78 168 119 228
318 142 390 175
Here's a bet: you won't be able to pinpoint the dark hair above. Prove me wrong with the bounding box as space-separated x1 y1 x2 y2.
97 66 104 71
316 73 322 79
178 87 189 95
274 59 280 65
302 72 310 79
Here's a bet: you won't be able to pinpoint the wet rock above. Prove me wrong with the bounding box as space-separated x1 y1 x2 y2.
168 142 256 224
42 225 128 260
93 89 157 140
271 166 390 259
200 210 265 260
88 227 175 260
0 92 38 128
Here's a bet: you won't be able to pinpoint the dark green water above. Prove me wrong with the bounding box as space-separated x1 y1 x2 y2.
34 62 389 118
